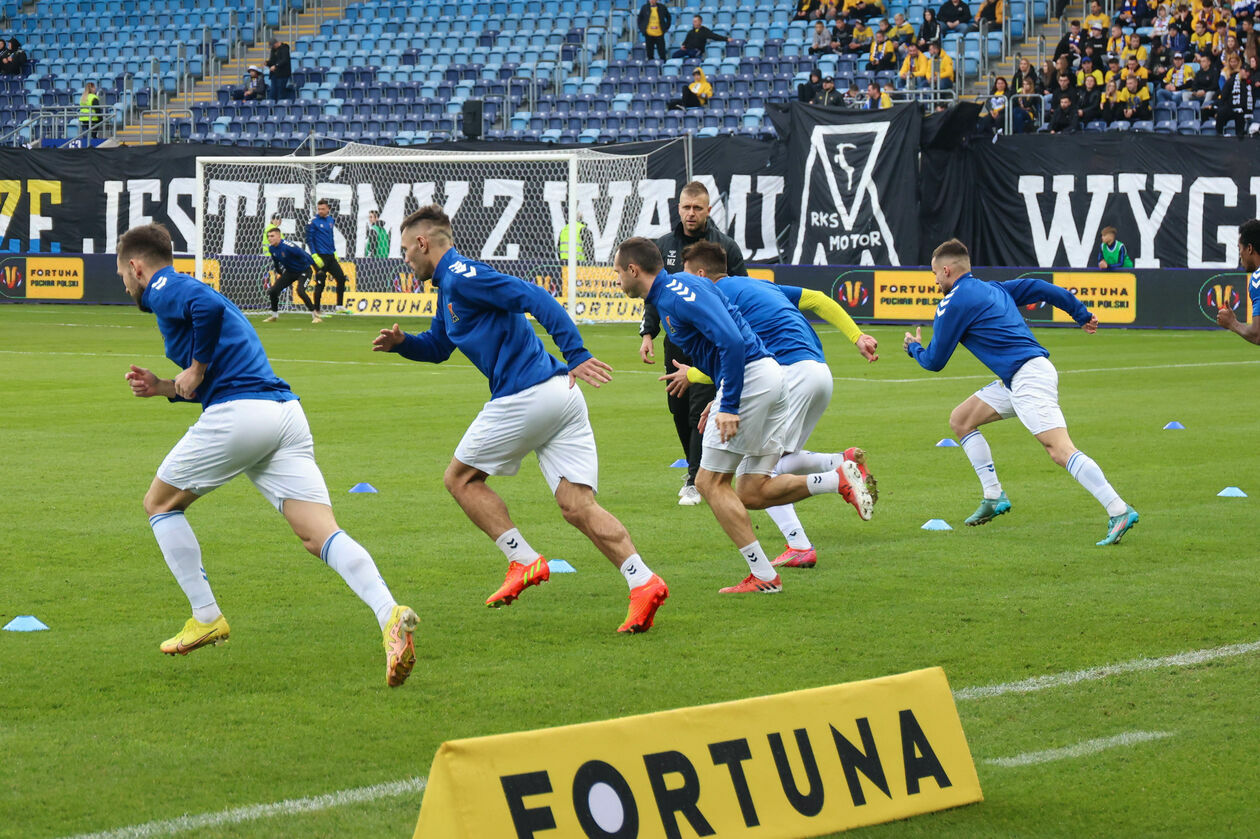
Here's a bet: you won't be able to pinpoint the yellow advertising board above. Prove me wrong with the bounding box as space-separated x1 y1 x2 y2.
172 257 221 291
1048 272 1136 324
25 256 84 299
871 270 941 321
414 667 981 838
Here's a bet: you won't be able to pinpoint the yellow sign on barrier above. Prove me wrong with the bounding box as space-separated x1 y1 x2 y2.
414 667 981 838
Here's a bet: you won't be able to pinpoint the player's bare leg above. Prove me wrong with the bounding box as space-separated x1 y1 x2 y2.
445 458 550 607
554 478 668 632
950 396 1011 525
735 467 872 521
283 499 416 685
695 468 781 592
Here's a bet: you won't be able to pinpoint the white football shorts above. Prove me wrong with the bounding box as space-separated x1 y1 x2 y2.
700 357 790 476
973 356 1066 436
157 398 331 512
779 358 833 452
454 374 599 493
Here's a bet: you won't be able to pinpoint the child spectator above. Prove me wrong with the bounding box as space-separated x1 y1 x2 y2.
1085 20 1108 56
1096 227 1134 269
366 210 390 257
809 20 833 54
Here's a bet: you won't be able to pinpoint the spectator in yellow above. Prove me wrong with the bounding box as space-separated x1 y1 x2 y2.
849 19 874 52
867 29 897 70
899 41 932 86
1117 73 1152 119
1190 19 1213 55
1123 56 1150 81
78 81 103 137
1212 20 1231 56
862 80 893 108
1076 54 1104 86
638 0 672 61
843 0 884 24
1158 51 1195 104
974 0 1004 27
1104 54 1124 84
1121 33 1149 62
1084 0 1109 31
667 67 712 109
815 0 840 20
889 12 915 46
927 40 956 88
1107 23 1126 54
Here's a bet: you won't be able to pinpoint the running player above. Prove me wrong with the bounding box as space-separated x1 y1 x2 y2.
904 238 1138 546
614 237 873 594
117 223 417 686
372 205 669 634
307 198 351 313
670 240 879 570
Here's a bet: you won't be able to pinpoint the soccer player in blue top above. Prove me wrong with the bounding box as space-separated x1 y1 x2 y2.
614 237 873 594
264 224 323 323
371 205 669 634
1215 219 1260 343
117 223 418 685
307 198 351 313
667 239 880 571
904 238 1139 546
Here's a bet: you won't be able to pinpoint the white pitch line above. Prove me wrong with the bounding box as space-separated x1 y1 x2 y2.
983 731 1175 768
52 639 1259 838
953 638 1260 701
57 776 426 839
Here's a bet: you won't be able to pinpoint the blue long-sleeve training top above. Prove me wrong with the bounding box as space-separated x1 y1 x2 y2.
269 239 316 273
1250 267 1260 317
140 265 297 409
906 274 1091 387
306 214 337 254
713 275 825 365
391 248 593 399
645 269 771 414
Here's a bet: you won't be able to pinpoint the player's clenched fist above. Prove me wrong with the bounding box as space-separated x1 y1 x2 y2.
373 323 405 352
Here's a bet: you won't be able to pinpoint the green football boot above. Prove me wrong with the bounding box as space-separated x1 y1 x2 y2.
964 492 1011 526
1096 506 1140 546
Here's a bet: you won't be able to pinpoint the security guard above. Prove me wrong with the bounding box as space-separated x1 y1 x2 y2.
557 220 588 262
78 82 103 137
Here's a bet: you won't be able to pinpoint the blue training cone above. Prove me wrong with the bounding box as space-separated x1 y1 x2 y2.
669 459 688 468
1218 486 1248 497
548 559 577 573
348 482 378 493
3 615 49 632
921 519 953 531
936 438 960 447
1163 421 1186 430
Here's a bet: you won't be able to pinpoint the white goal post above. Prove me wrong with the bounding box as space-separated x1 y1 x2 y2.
194 145 654 322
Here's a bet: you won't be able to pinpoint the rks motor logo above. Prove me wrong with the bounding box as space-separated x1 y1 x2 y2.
792 123 900 266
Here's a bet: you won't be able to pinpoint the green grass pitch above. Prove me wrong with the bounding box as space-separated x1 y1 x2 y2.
2 305 1257 838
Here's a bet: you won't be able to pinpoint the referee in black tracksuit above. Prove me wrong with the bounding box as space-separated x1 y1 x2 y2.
638 181 748 506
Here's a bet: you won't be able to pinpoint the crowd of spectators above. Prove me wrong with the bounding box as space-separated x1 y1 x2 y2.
991 0 1259 134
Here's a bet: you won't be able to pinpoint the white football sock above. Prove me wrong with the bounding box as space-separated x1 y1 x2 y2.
1065 451 1127 517
765 504 811 549
619 554 655 589
739 540 777 581
806 470 841 496
495 527 538 564
775 450 840 475
320 530 397 630
149 511 221 623
959 430 1003 499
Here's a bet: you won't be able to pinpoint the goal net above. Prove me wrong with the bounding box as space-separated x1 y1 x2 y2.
195 144 654 322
